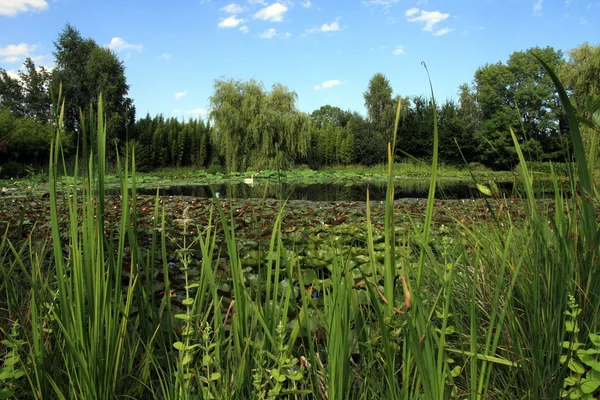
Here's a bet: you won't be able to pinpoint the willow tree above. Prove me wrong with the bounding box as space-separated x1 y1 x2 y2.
209 79 310 172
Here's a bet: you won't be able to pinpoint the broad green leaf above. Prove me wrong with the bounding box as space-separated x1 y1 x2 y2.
450 366 462 377
476 184 492 197
580 378 600 394
568 359 586 374
173 342 185 351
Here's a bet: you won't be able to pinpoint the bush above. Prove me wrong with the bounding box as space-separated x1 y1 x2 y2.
468 162 488 172
0 161 27 179
517 161 573 176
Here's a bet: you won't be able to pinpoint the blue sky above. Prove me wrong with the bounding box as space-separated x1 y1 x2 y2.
0 0 598 119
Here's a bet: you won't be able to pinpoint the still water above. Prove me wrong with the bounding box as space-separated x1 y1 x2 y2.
127 180 517 202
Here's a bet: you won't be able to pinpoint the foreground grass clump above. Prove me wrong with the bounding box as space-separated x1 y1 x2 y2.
1 58 600 399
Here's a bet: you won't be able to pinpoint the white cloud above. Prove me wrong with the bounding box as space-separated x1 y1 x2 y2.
160 53 171 60
221 3 244 14
3 69 20 80
405 7 419 17
260 28 277 38
0 43 36 63
0 0 48 16
106 37 143 53
533 0 543 15
240 25 249 33
406 9 450 32
313 79 345 90
172 109 182 113
306 18 341 34
218 15 245 28
580 17 588 24
392 45 405 55
321 20 340 32
301 0 311 8
253 3 288 22
433 27 454 36
174 90 189 99
248 0 267 4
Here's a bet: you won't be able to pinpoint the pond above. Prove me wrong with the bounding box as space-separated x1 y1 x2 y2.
123 180 518 201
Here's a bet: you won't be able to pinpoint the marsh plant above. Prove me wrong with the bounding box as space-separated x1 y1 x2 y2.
1 55 599 399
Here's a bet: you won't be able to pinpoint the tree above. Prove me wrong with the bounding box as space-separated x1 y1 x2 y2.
507 47 565 159
52 24 134 147
357 73 395 165
398 95 434 161
0 70 25 116
559 42 600 112
472 47 566 168
559 42 600 158
19 58 52 123
310 105 351 129
209 78 310 172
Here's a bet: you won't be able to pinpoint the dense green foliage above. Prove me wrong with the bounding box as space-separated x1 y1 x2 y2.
132 113 213 171
209 79 311 172
1 24 599 176
52 24 135 146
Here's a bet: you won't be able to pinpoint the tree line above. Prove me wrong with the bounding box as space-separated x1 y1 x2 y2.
1 24 599 177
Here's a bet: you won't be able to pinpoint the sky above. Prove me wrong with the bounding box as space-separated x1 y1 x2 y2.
0 0 598 120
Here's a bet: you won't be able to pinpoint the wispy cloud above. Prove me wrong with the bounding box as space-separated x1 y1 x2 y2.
301 1 312 8
0 43 36 63
106 37 143 53
160 53 171 60
533 0 543 16
313 79 345 90
218 15 245 28
174 90 189 99
433 27 454 36
240 25 249 33
361 0 400 6
0 0 48 17
221 3 244 14
253 3 288 22
174 108 208 117
392 45 405 55
580 17 588 24
405 8 450 33
260 28 277 39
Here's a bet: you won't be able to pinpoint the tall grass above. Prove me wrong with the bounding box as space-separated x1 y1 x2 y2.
0 56 598 399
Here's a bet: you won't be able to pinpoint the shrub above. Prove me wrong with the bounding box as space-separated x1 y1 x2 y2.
0 161 27 178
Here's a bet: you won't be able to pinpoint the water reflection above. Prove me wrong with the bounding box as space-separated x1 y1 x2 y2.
126 180 517 201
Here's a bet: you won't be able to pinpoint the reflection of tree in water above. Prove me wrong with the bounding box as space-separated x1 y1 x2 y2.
132 180 518 201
